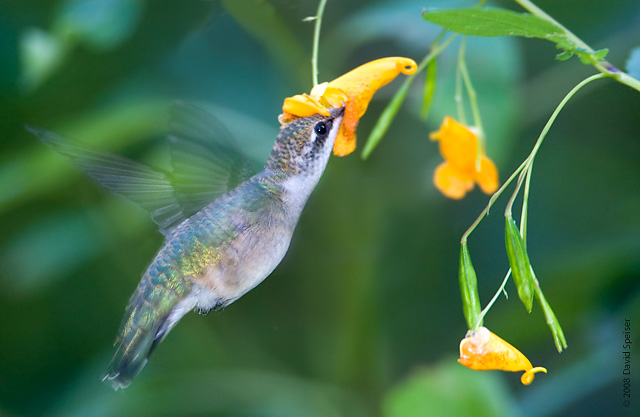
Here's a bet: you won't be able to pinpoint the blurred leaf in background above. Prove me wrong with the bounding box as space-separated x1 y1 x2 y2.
0 0 639 416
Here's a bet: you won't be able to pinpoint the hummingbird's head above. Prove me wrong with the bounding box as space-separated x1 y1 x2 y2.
266 106 345 177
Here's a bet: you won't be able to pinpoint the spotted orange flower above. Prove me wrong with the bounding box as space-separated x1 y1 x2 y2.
281 57 417 156
430 117 499 199
458 326 547 385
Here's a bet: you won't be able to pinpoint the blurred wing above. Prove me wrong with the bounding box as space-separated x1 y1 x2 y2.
167 101 259 216
28 105 259 235
29 127 187 235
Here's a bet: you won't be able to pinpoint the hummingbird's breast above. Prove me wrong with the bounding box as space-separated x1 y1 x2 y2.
160 175 296 312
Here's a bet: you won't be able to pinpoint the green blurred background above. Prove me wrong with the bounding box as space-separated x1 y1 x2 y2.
1 0 639 416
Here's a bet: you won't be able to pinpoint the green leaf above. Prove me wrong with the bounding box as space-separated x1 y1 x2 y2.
535 283 568 353
555 50 573 61
423 7 566 43
421 57 437 119
459 243 482 330
361 75 413 159
591 48 609 61
504 216 535 312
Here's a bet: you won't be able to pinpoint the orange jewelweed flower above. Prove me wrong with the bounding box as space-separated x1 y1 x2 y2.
430 117 499 199
458 326 548 385
281 57 417 156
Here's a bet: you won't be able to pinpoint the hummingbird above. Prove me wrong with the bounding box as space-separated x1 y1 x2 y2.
30 103 345 389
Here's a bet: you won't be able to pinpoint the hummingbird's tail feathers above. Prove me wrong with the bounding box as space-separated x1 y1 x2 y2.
102 284 197 390
102 321 161 390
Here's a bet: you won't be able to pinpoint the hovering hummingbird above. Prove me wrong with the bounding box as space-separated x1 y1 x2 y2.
30 103 345 389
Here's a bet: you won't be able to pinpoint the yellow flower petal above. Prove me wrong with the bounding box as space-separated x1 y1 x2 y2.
282 94 330 117
458 326 547 385
433 162 474 199
430 116 477 172
430 117 499 198
318 86 349 109
475 155 499 194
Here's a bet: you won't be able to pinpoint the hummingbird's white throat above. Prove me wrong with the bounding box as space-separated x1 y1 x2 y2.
280 112 344 216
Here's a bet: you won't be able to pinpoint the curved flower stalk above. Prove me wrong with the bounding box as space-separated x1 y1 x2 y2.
280 57 417 156
458 326 547 385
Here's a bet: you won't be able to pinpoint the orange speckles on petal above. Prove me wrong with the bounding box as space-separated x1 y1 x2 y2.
458 326 547 385
332 99 359 156
430 117 499 199
280 57 417 156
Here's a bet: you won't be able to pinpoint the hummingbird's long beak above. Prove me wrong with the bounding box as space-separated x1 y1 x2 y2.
329 105 346 118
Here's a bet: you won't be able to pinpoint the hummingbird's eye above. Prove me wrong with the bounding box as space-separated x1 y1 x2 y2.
314 121 330 137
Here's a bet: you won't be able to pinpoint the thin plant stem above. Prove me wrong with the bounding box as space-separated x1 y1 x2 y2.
504 73 606 218
461 72 605 244
504 165 527 218
515 0 589 51
475 269 511 328
514 0 640 93
520 162 534 240
455 38 467 125
458 37 485 171
460 157 528 244
311 0 328 87
417 33 458 72
459 42 483 138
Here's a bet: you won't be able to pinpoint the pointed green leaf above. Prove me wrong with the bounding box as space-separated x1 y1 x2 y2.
421 57 437 119
459 243 482 330
423 8 567 46
555 50 573 61
535 283 567 353
504 216 535 312
591 48 609 61
361 76 412 159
